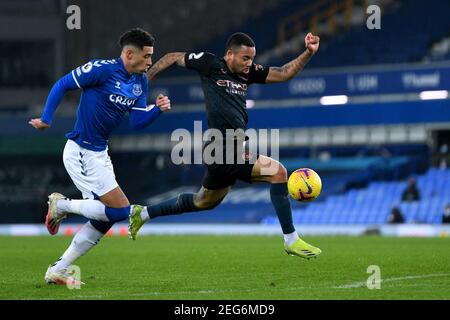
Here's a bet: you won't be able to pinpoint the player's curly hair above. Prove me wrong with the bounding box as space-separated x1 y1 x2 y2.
226 32 255 51
119 28 155 49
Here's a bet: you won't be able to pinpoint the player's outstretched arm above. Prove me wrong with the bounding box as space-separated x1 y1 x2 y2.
29 71 81 131
266 33 320 84
147 52 186 81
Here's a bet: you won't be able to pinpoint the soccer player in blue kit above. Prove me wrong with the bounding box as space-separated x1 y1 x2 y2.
29 28 171 285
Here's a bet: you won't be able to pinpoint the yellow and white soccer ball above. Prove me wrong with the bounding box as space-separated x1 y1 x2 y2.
287 168 322 202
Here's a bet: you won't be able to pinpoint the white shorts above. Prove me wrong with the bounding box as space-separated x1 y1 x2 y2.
63 139 118 199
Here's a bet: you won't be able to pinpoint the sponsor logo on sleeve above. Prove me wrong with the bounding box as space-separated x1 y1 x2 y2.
81 62 93 73
188 52 204 60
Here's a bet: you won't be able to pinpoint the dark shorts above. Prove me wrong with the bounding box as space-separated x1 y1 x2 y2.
201 140 260 190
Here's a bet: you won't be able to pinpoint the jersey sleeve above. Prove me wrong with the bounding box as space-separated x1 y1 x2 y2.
129 105 162 130
71 60 112 89
40 72 80 125
247 63 270 84
184 52 215 75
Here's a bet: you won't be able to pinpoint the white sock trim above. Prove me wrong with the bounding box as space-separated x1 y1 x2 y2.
141 206 150 222
283 231 299 246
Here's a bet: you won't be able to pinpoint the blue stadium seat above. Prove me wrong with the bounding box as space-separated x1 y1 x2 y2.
264 168 450 225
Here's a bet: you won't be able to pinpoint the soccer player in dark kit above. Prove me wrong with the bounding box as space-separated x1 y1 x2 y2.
129 32 322 259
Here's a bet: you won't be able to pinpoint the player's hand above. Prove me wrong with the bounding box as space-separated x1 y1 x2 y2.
28 118 50 130
156 94 171 112
305 32 320 55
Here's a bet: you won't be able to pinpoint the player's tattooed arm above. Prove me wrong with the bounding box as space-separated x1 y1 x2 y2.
266 51 312 83
266 33 320 83
147 52 186 80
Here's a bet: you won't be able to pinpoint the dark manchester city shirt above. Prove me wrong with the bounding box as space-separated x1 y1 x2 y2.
184 52 269 135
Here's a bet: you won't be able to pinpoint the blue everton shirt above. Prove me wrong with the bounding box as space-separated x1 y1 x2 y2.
41 58 161 151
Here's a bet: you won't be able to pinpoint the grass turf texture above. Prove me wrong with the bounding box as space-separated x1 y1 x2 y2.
0 235 449 300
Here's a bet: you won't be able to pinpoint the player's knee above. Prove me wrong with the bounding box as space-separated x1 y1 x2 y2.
271 164 288 183
194 196 223 210
199 200 221 210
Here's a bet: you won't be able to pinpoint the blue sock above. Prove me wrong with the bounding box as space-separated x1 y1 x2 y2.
270 183 295 234
105 206 130 223
149 193 199 219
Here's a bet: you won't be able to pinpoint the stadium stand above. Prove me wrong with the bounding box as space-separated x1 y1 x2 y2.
199 0 450 68
1 0 449 227
262 168 450 225
308 0 450 67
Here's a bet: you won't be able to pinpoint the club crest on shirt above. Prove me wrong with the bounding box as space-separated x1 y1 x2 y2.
132 83 143 96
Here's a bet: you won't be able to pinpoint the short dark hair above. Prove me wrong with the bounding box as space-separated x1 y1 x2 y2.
226 32 255 51
119 28 155 50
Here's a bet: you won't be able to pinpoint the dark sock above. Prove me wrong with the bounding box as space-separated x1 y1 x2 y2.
270 183 295 234
149 193 199 219
89 220 115 234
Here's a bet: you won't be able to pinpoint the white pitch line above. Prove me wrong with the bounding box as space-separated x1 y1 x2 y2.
75 286 312 299
69 273 450 299
333 273 450 289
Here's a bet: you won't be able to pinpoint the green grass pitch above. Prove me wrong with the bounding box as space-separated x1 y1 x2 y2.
0 235 449 300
